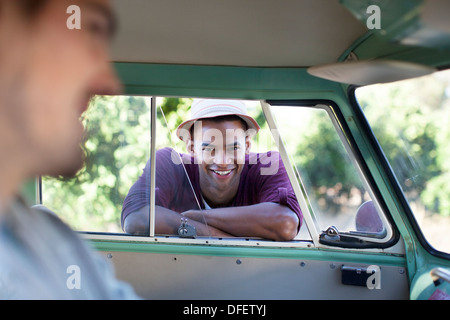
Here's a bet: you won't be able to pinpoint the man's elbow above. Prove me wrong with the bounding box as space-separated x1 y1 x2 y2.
123 212 148 235
274 209 299 241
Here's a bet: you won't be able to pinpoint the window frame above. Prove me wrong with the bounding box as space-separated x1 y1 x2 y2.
265 99 399 249
37 96 401 252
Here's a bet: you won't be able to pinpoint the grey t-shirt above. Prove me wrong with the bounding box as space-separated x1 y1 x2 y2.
0 198 139 299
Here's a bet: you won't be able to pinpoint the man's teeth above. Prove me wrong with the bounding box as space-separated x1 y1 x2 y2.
213 170 232 176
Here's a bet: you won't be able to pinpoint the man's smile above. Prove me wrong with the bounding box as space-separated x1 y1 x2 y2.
210 168 235 178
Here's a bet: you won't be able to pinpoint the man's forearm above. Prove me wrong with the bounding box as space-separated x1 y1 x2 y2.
123 205 231 237
182 202 299 241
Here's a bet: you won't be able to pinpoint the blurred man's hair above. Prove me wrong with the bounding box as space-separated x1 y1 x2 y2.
15 0 48 17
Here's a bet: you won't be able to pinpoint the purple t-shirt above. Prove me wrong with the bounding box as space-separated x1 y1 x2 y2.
121 147 302 228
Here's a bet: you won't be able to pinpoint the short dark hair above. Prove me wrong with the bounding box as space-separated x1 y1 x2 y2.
189 115 249 140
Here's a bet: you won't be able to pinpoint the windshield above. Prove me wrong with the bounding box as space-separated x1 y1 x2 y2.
355 69 450 254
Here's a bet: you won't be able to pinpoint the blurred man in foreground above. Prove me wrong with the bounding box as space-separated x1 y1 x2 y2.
0 0 139 299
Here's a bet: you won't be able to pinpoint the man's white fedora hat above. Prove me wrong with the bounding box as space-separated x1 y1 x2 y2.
176 99 260 140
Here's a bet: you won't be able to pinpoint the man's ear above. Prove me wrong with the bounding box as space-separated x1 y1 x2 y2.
245 136 251 154
185 138 195 156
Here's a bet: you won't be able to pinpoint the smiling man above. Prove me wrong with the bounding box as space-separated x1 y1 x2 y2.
0 0 139 299
121 99 302 241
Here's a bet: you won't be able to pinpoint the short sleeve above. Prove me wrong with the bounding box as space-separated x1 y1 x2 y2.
121 159 150 227
252 152 303 227
121 148 184 227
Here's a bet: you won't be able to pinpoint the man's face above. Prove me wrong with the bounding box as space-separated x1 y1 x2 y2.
190 119 251 206
0 0 120 177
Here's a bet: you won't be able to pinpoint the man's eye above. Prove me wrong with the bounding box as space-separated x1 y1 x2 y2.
84 13 111 43
87 20 108 39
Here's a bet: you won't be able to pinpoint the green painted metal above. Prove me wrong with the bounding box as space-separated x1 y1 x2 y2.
21 179 38 205
348 33 450 67
341 0 423 38
339 0 450 65
91 239 406 268
114 62 343 100
409 245 450 299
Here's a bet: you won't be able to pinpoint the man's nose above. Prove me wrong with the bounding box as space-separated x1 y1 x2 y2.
92 62 123 96
212 149 234 165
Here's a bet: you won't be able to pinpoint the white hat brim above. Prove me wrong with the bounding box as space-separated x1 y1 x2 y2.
176 114 260 140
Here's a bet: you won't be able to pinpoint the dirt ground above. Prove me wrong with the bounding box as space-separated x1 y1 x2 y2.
412 203 450 253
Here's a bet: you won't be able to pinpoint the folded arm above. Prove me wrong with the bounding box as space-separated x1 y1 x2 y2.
123 205 231 237
123 202 299 241
182 202 299 241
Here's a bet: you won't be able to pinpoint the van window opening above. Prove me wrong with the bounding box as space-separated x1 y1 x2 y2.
40 96 394 249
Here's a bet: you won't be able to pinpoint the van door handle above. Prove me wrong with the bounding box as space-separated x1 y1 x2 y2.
430 268 450 286
341 265 380 288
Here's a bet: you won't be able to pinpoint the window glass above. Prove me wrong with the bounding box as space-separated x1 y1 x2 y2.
269 104 389 240
355 69 450 254
41 95 151 232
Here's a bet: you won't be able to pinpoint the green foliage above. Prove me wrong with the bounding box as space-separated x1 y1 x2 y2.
292 109 365 212
156 97 192 150
43 96 197 232
357 73 450 217
42 96 151 232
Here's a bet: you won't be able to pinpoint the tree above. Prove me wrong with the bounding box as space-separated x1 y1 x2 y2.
293 109 366 213
356 73 450 217
42 95 151 232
